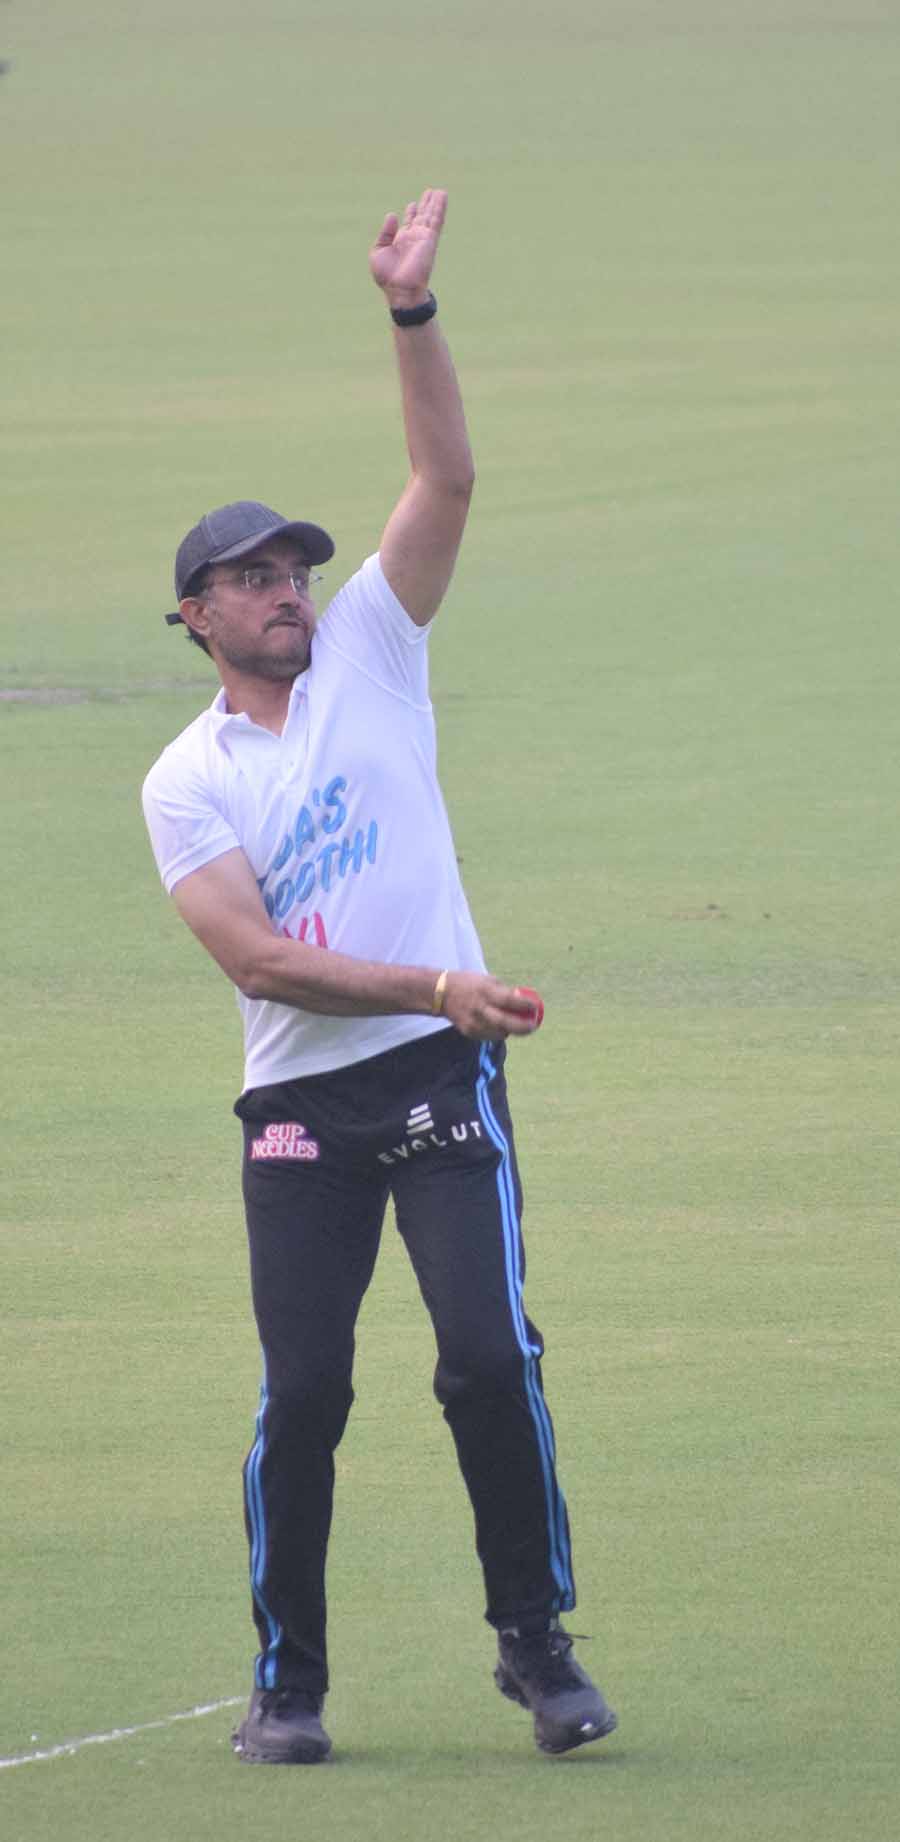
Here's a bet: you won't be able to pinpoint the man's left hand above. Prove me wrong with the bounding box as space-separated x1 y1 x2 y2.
369 187 448 308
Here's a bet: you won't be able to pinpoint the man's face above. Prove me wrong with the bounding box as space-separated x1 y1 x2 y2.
184 535 319 680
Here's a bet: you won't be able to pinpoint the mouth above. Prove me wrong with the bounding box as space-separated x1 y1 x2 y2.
266 614 307 632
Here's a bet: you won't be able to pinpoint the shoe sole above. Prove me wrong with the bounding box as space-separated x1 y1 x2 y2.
495 1668 618 1754
231 1724 331 1765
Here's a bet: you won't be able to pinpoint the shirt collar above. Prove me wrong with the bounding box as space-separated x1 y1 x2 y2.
209 672 308 737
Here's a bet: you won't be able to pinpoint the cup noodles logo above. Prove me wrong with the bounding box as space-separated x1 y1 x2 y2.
250 1122 320 1161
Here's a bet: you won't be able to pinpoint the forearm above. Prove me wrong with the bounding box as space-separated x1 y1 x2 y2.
239 932 440 1016
236 933 541 1043
390 314 475 495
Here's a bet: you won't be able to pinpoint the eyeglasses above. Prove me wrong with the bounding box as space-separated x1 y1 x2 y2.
222 565 324 596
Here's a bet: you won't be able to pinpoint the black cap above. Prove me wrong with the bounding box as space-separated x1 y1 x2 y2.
165 500 336 626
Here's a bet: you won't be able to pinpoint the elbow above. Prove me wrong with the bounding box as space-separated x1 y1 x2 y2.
235 958 278 1002
439 468 475 510
232 946 277 1002
418 463 475 501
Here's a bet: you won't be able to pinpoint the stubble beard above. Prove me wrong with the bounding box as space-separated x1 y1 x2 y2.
212 615 313 682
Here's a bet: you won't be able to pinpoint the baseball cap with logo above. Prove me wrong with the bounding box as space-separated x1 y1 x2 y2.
164 500 336 627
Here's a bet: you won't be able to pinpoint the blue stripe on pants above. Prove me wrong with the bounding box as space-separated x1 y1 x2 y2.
245 1378 284 1687
475 1043 575 1610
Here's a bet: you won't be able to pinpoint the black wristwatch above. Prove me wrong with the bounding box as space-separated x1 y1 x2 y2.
390 291 438 327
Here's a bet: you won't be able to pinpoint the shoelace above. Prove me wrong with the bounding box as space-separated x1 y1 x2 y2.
503 1625 599 1695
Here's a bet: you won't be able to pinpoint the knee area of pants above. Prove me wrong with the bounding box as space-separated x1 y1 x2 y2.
434 1345 528 1404
264 1372 353 1431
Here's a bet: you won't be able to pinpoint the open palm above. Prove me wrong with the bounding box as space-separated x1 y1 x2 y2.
369 187 447 299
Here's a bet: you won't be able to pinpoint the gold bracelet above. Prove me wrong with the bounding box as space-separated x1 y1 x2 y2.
432 969 449 1016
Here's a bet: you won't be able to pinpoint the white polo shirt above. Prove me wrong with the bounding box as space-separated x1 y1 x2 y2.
141 554 486 1089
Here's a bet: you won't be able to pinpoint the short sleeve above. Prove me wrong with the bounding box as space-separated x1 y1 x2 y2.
142 750 240 894
314 553 432 707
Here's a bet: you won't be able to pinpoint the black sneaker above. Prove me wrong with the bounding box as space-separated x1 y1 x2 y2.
231 1685 332 1764
495 1623 618 1755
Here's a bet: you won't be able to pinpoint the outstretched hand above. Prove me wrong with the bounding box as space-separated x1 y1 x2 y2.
369 187 448 307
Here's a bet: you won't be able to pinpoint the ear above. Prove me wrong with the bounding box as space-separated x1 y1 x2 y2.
179 595 213 645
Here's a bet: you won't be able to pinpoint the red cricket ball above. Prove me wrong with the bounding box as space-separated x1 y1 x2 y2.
515 986 545 1029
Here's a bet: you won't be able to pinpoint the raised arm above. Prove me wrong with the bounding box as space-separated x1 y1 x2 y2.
370 188 475 625
172 847 542 1041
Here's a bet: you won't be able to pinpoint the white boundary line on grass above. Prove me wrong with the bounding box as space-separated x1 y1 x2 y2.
0 1695 244 1770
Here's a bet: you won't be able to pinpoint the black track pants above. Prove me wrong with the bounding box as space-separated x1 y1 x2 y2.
234 1026 576 1695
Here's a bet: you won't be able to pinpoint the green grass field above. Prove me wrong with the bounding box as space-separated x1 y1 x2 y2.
3 2 900 1837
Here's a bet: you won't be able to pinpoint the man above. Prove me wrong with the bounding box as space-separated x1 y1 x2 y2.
142 189 616 1763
